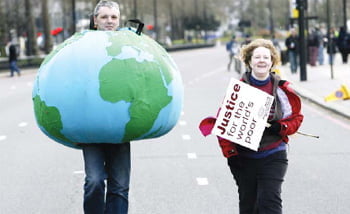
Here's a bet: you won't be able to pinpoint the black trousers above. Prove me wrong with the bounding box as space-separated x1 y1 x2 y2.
340 51 349 63
228 150 288 214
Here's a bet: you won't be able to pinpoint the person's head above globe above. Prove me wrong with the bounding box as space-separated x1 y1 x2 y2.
93 0 120 31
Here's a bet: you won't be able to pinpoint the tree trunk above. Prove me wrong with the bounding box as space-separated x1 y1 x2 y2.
0 0 9 46
71 0 76 35
153 0 159 41
42 0 53 54
25 0 38 56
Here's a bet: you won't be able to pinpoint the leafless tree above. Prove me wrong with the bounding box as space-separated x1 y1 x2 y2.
42 0 53 53
0 0 348 56
25 0 38 56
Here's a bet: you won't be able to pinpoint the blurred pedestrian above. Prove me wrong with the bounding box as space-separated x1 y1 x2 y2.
7 41 21 77
226 35 238 72
19 34 26 57
316 27 325 65
336 26 350 64
199 38 304 214
271 34 281 52
242 34 252 46
326 28 338 65
285 28 298 73
82 1 131 214
307 28 319 66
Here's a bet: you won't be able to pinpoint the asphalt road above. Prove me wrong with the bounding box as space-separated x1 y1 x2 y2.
1 45 350 213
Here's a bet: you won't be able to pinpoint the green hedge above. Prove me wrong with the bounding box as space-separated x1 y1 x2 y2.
0 56 44 71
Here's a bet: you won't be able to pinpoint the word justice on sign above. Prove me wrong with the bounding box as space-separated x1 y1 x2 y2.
212 78 274 151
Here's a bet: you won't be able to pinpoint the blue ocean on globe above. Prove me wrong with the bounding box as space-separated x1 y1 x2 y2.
32 28 183 148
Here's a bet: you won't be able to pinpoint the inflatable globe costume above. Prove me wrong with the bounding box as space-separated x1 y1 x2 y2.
32 28 183 148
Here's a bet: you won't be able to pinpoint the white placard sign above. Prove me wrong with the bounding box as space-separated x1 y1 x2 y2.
212 78 274 151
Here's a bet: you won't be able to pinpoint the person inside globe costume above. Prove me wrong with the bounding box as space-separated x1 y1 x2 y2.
199 39 303 213
82 1 130 213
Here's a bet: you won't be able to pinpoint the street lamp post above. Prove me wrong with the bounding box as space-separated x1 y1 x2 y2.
343 0 347 32
326 0 334 79
297 0 307 81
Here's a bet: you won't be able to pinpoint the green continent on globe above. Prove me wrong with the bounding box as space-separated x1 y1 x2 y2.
33 95 72 143
99 58 172 142
106 31 173 85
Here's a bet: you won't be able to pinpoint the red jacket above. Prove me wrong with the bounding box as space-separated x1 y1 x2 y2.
199 74 303 158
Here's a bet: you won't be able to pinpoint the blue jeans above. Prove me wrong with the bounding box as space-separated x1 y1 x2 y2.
318 45 324 65
82 143 131 214
288 51 298 73
10 60 20 76
228 150 288 214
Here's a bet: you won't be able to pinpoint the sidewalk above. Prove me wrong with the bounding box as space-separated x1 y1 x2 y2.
280 56 350 120
0 67 37 78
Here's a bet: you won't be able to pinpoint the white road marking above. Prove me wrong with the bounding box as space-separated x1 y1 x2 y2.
73 170 84 174
179 120 187 126
182 134 191 140
196 177 209 185
0 135 7 141
187 153 197 159
27 82 33 87
10 85 16 90
18 122 28 127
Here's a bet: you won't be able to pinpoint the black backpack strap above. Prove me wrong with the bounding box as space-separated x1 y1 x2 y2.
125 19 144 35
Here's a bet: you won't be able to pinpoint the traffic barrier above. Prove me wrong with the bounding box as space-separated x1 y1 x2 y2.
324 84 350 102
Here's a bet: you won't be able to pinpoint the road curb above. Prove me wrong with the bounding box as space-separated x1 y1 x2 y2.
285 75 350 120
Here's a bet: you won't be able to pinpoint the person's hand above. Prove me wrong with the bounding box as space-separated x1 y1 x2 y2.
267 122 282 134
